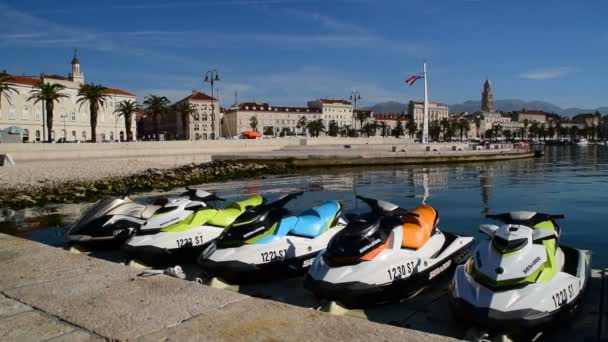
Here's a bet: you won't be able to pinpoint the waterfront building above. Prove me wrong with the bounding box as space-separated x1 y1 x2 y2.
221 102 321 137
408 101 449 128
372 113 403 131
175 91 220 140
307 99 353 128
513 110 547 123
0 53 136 142
573 113 600 126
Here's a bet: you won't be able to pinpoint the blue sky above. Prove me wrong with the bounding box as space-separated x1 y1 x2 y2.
1 0 607 108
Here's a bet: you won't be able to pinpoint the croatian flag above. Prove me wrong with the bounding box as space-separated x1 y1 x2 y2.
405 75 423 86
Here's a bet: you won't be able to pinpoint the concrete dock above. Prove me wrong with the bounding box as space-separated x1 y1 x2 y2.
0 233 456 341
1 232 606 341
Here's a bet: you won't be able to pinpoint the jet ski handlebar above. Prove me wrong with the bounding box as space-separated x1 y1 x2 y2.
355 195 418 217
267 191 304 209
486 212 565 223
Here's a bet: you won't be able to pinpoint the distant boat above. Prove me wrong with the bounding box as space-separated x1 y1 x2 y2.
577 138 589 146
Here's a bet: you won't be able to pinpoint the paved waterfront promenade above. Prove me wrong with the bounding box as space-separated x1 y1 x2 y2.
0 138 531 190
0 233 456 341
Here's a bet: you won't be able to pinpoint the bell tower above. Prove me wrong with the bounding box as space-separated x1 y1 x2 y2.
481 79 494 112
70 49 84 85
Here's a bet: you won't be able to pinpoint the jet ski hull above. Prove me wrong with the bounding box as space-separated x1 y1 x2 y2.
448 246 591 333
305 232 473 308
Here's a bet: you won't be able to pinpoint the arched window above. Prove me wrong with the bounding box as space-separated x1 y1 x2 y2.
72 130 76 141
82 131 87 140
195 133 200 140
202 133 207 140
119 131 124 141
110 131 114 141
35 130 40 141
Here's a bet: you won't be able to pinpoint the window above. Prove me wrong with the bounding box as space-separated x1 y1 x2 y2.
202 113 207 121
71 112 76 121
23 106 29 119
194 124 199 131
72 131 76 139
8 106 16 119
110 131 114 141
82 131 87 139
36 130 40 141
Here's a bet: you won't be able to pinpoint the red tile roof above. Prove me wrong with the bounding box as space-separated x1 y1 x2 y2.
5 75 40 86
226 102 321 114
6 74 135 96
319 98 352 105
104 87 136 97
178 91 216 102
373 113 404 121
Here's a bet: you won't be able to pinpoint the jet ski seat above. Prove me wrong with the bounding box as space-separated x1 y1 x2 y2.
207 195 264 227
289 201 340 238
140 205 162 220
401 205 438 249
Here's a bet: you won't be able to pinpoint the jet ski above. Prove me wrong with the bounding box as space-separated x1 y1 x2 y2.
65 187 225 248
304 196 474 309
449 212 591 333
122 194 265 265
198 192 348 284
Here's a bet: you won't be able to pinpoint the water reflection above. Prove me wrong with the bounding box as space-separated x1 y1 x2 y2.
2 145 607 266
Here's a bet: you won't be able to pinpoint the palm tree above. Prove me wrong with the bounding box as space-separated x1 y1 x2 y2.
378 121 388 137
523 119 530 139
297 116 308 136
492 124 502 142
28 80 68 142
77 84 111 142
306 119 325 137
405 119 417 139
0 70 19 113
503 130 513 142
440 118 451 141
393 119 405 138
249 115 258 132
114 100 140 142
143 95 171 140
327 120 339 137
355 110 370 135
528 121 540 141
459 120 471 141
172 101 197 140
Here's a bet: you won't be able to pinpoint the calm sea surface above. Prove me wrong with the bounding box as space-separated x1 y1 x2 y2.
2 145 607 266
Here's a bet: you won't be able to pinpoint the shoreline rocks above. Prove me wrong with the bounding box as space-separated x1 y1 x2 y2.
0 161 295 209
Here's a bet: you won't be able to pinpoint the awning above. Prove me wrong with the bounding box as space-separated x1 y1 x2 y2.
242 131 261 138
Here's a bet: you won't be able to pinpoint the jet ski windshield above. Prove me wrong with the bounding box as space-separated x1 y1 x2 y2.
68 197 126 234
492 236 528 254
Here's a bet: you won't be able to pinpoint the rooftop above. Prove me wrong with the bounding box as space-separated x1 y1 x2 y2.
318 98 352 105
373 113 404 120
5 74 135 97
226 102 321 114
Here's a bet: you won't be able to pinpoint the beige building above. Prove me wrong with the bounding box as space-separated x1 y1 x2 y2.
174 91 220 140
573 113 600 126
371 113 403 133
513 110 547 123
408 101 449 128
307 99 353 128
222 102 321 137
0 54 136 142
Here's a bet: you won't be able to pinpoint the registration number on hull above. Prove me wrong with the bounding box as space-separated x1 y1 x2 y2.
176 235 205 248
261 249 288 263
387 261 416 281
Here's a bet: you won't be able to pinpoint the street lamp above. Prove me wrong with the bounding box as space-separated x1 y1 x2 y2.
204 70 221 139
350 91 361 132
60 113 67 142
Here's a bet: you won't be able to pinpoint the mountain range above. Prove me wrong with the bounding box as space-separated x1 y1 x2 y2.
367 100 608 116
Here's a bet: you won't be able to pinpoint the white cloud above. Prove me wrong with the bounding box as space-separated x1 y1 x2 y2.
519 67 577 80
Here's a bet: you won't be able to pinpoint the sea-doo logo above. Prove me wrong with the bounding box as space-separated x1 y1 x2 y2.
359 238 382 253
160 217 180 226
429 260 452 280
243 226 265 238
523 256 542 274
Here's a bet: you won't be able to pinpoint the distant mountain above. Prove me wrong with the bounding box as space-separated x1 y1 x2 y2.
369 99 608 116
366 101 406 114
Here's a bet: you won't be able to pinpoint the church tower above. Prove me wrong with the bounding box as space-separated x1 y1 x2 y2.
481 79 494 112
70 50 84 85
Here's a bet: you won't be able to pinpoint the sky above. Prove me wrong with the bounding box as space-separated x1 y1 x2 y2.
1 0 607 109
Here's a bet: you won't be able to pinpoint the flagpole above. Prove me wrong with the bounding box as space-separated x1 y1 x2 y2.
422 62 429 144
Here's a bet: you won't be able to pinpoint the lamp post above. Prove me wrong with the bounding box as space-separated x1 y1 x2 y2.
204 70 221 139
350 91 361 134
60 113 67 142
